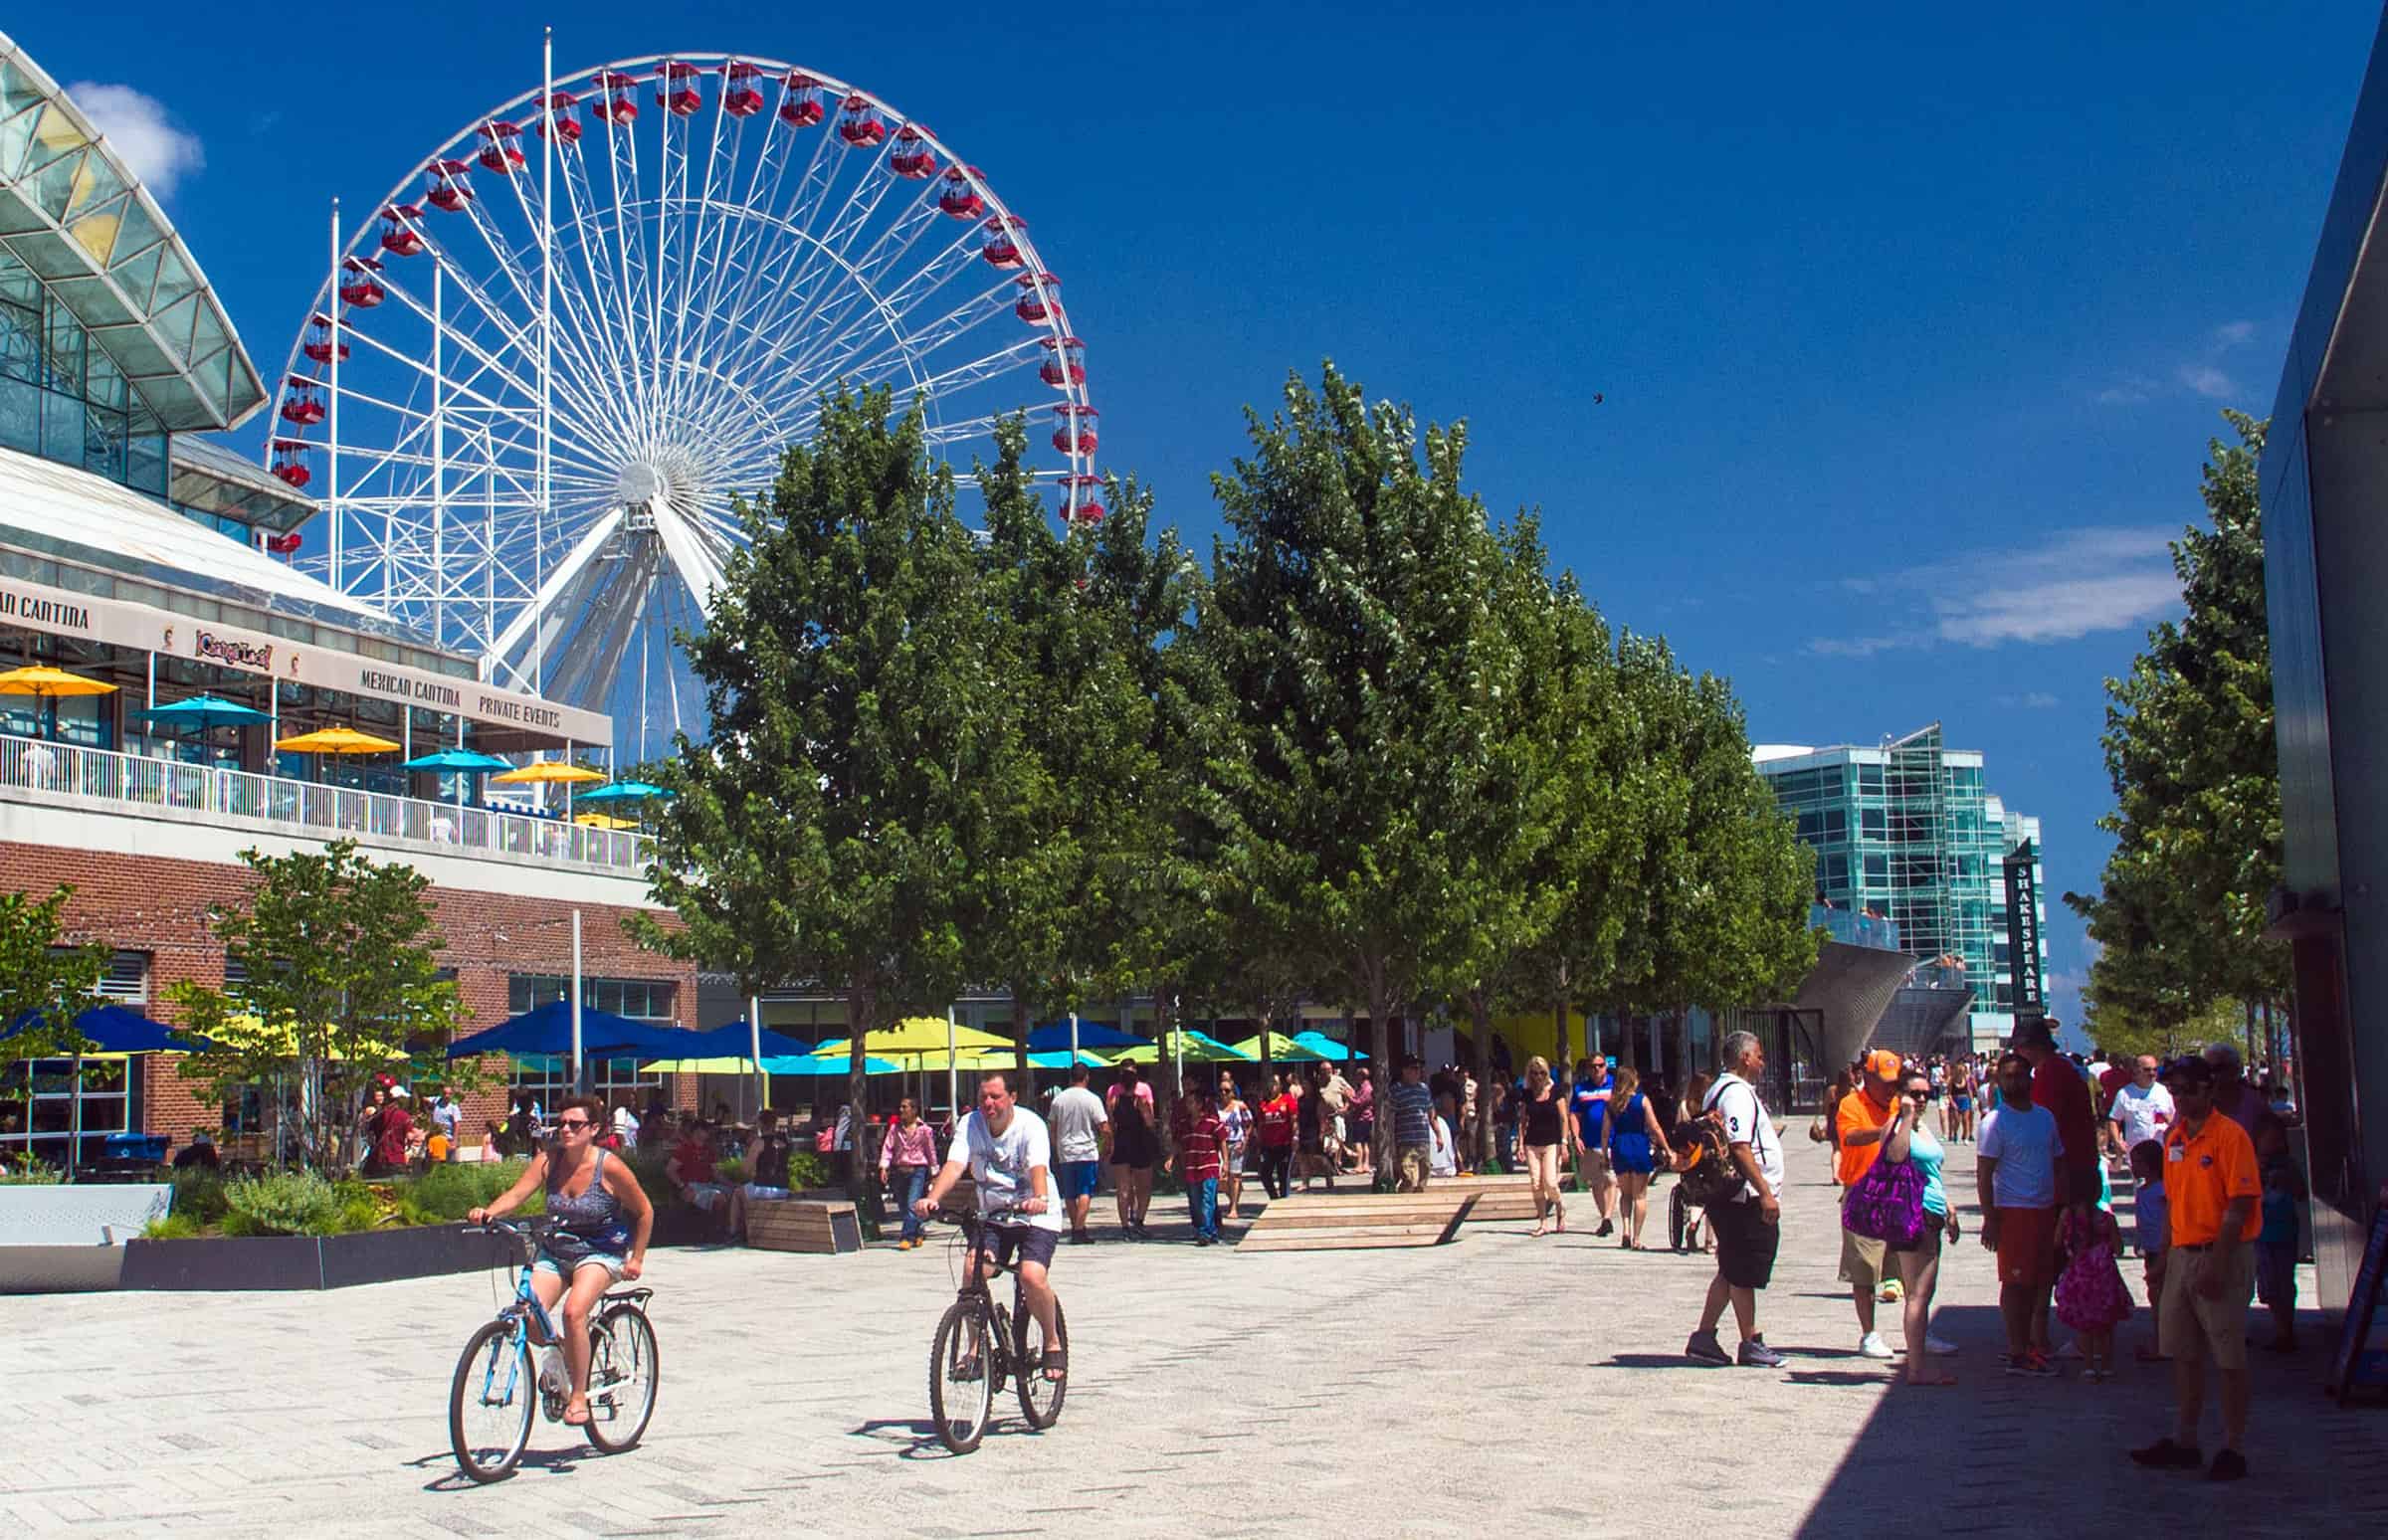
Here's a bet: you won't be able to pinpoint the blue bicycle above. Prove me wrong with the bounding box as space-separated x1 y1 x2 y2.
450 1217 660 1482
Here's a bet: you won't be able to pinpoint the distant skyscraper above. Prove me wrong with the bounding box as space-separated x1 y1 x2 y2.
1753 724 2048 1048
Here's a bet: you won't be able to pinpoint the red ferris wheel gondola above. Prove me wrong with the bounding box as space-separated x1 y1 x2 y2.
593 72 639 124
269 438 313 490
1040 336 1086 388
281 378 326 427
536 92 582 142
981 214 1025 269
476 121 526 174
888 125 936 179
1052 404 1097 457
424 159 475 212
302 312 350 365
1014 273 1059 324
1060 474 1105 524
837 94 886 147
656 61 703 115
938 165 984 219
722 62 765 116
338 256 385 308
778 71 825 126
379 205 427 257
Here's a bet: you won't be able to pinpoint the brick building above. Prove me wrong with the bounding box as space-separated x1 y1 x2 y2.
0 40 703 1165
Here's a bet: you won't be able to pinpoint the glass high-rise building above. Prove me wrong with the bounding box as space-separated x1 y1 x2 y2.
1753 724 2048 1048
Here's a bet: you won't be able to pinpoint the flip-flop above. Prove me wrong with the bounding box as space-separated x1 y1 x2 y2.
1527 1226 1548 1238
562 1402 592 1425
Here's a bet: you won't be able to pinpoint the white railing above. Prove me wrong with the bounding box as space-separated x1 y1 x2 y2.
0 732 656 877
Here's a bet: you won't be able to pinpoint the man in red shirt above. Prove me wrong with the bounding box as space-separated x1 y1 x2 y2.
2017 1017 2097 1355
1167 1085 1230 1246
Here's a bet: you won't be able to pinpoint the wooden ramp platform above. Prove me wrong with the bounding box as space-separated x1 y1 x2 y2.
1436 1173 1541 1226
1235 1190 1475 1251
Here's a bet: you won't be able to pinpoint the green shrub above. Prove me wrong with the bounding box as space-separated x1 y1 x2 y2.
785 1150 833 1191
144 1212 204 1241
169 1170 229 1226
396 1160 530 1227
714 1155 748 1186
222 1170 340 1237
0 1161 63 1185
326 1179 386 1235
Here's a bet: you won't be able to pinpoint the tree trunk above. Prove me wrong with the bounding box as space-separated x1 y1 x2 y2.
1010 988 1039 1098
1554 956 1573 1072
1468 987 1495 1172
1366 968 1395 1178
844 979 879 1194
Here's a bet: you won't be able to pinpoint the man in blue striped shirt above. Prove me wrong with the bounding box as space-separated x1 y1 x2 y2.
1389 1057 1436 1192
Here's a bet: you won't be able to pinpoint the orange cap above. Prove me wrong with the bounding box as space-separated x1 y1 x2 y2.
1864 1050 1903 1079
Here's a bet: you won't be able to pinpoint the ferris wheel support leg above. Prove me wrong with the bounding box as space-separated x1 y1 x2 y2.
484 503 628 689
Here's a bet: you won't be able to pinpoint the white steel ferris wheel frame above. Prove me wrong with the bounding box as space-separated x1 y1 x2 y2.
265 33 1098 757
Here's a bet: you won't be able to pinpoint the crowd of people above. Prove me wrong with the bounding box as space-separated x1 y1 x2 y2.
1680 1021 2303 1483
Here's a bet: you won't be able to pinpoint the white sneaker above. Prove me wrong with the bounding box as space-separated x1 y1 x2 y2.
2056 1338 2085 1360
1859 1331 1894 1360
1926 1334 1958 1355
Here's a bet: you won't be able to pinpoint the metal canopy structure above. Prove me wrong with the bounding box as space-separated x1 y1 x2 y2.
269 38 1104 763
0 33 267 432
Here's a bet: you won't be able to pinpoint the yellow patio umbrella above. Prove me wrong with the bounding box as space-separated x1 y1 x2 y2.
640 1055 763 1074
274 725 402 753
492 758 607 818
574 811 640 830
1229 1032 1328 1061
211 1014 410 1061
0 664 116 741
810 1040 1012 1072
861 1017 1014 1057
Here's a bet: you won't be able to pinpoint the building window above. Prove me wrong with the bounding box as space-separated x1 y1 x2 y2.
96 951 150 1005
0 1056 132 1164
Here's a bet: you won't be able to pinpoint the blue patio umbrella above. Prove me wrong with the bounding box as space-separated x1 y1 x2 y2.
1026 1021 1152 1053
1028 1049 1111 1069
2 1003 187 1056
759 1051 901 1075
576 780 676 806
688 1022 814 1059
402 748 513 772
136 694 274 729
1292 1030 1362 1060
447 1000 696 1061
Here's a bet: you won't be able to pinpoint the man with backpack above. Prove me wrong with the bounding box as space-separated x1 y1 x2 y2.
1686 1031 1787 1369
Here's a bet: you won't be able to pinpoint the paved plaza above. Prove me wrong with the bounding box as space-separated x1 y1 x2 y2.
5 1142 2382 1538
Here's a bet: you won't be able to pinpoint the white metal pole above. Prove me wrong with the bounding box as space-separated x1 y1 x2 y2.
749 993 763 1122
536 27 554 697
1070 1009 1079 1061
946 1006 958 1127
67 1052 83 1183
431 263 445 637
570 909 585 1093
327 201 342 592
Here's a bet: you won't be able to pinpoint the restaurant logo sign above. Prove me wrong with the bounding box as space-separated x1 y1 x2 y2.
0 587 94 634
195 629 275 673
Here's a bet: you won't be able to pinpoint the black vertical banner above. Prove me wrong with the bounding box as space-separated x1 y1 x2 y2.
2003 839 2044 1022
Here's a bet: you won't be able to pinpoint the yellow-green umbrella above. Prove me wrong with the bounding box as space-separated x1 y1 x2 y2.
1229 1032 1327 1061
490 760 607 785
641 1056 764 1074
274 725 402 754
0 664 117 697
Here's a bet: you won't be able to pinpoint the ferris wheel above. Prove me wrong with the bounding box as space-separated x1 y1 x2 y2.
264 40 1101 763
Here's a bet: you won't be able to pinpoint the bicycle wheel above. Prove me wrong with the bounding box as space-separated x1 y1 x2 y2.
583 1305 660 1452
1015 1297 1068 1430
449 1319 534 1483
928 1300 995 1454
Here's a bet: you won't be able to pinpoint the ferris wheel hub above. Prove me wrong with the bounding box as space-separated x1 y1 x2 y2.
616 461 667 507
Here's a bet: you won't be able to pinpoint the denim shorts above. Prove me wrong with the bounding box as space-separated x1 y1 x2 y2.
533 1248 626 1283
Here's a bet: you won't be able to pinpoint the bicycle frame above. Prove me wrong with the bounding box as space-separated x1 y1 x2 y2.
473 1220 569 1415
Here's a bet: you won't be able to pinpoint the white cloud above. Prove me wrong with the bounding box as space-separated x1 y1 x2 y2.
2176 363 2237 399
1817 526 2181 655
2094 321 2260 407
2094 374 2158 406
2212 319 2257 348
66 82 204 199
1996 691 2062 708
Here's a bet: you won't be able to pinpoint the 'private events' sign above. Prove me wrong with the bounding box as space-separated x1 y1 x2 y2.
0 572 610 745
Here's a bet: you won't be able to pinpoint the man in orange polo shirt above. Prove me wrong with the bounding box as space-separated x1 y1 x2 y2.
1835 1050 1923 1359
2129 1056 2261 1482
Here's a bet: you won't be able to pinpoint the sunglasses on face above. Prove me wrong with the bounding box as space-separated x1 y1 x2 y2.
554 1117 593 1130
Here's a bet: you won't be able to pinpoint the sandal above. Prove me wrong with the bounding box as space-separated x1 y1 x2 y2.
1041 1345 1068 1382
949 1357 983 1383
1528 1225 1548 1238
561 1399 592 1426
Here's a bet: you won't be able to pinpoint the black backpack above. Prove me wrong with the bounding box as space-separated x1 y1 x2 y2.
1673 1114 1743 1208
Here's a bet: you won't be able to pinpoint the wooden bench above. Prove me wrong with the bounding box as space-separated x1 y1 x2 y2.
1436 1172 1543 1225
746 1195 863 1254
1237 1190 1475 1251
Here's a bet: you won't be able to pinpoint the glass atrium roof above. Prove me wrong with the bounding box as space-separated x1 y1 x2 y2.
0 33 266 432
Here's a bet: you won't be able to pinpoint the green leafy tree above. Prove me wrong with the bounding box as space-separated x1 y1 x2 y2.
1195 363 1532 1164
635 389 1022 1186
165 841 465 1174
2070 412 2287 1020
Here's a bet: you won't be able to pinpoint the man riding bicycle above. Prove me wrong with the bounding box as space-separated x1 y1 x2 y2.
915 1069 1066 1381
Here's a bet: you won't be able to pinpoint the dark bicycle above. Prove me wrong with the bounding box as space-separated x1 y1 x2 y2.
926 1207 1068 1453
449 1217 660 1482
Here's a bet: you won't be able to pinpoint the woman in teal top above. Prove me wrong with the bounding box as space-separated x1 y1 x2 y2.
1885 1070 1962 1386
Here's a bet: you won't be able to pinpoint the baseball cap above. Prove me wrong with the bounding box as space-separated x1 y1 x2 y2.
1864 1049 1902 1079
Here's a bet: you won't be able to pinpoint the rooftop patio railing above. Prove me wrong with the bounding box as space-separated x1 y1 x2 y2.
0 731 656 878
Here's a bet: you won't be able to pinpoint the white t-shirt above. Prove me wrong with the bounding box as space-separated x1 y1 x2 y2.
1978 1103 2065 1209
1429 1114 1457 1178
960 1107 1064 1233
2106 1080 2175 1153
613 1106 640 1143
1047 1085 1109 1165
1704 1072 1782 1201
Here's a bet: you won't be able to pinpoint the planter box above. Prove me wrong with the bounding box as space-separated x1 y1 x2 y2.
0 1244 127 1293
747 1193 862 1254
120 1223 515 1292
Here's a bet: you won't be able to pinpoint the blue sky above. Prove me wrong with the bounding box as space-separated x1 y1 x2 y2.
15 1 2382 1025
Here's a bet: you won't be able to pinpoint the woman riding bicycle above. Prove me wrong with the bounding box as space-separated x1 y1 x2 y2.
470 1094 654 1427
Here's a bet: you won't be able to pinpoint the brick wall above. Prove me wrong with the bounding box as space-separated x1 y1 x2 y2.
0 838 697 1157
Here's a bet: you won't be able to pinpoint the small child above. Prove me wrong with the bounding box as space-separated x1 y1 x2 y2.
2257 1164 2301 1352
2129 1140 2168 1363
2055 1203 2134 1380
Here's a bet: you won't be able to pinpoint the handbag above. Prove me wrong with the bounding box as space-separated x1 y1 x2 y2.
1841 1135 1925 1247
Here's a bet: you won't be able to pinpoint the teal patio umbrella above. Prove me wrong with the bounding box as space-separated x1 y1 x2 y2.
403 747 512 807
137 693 272 763
576 780 676 806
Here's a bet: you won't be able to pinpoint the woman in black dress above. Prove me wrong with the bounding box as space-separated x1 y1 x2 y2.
1513 1056 1579 1236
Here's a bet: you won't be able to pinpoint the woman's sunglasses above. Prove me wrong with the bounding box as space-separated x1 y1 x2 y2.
554 1116 593 1130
